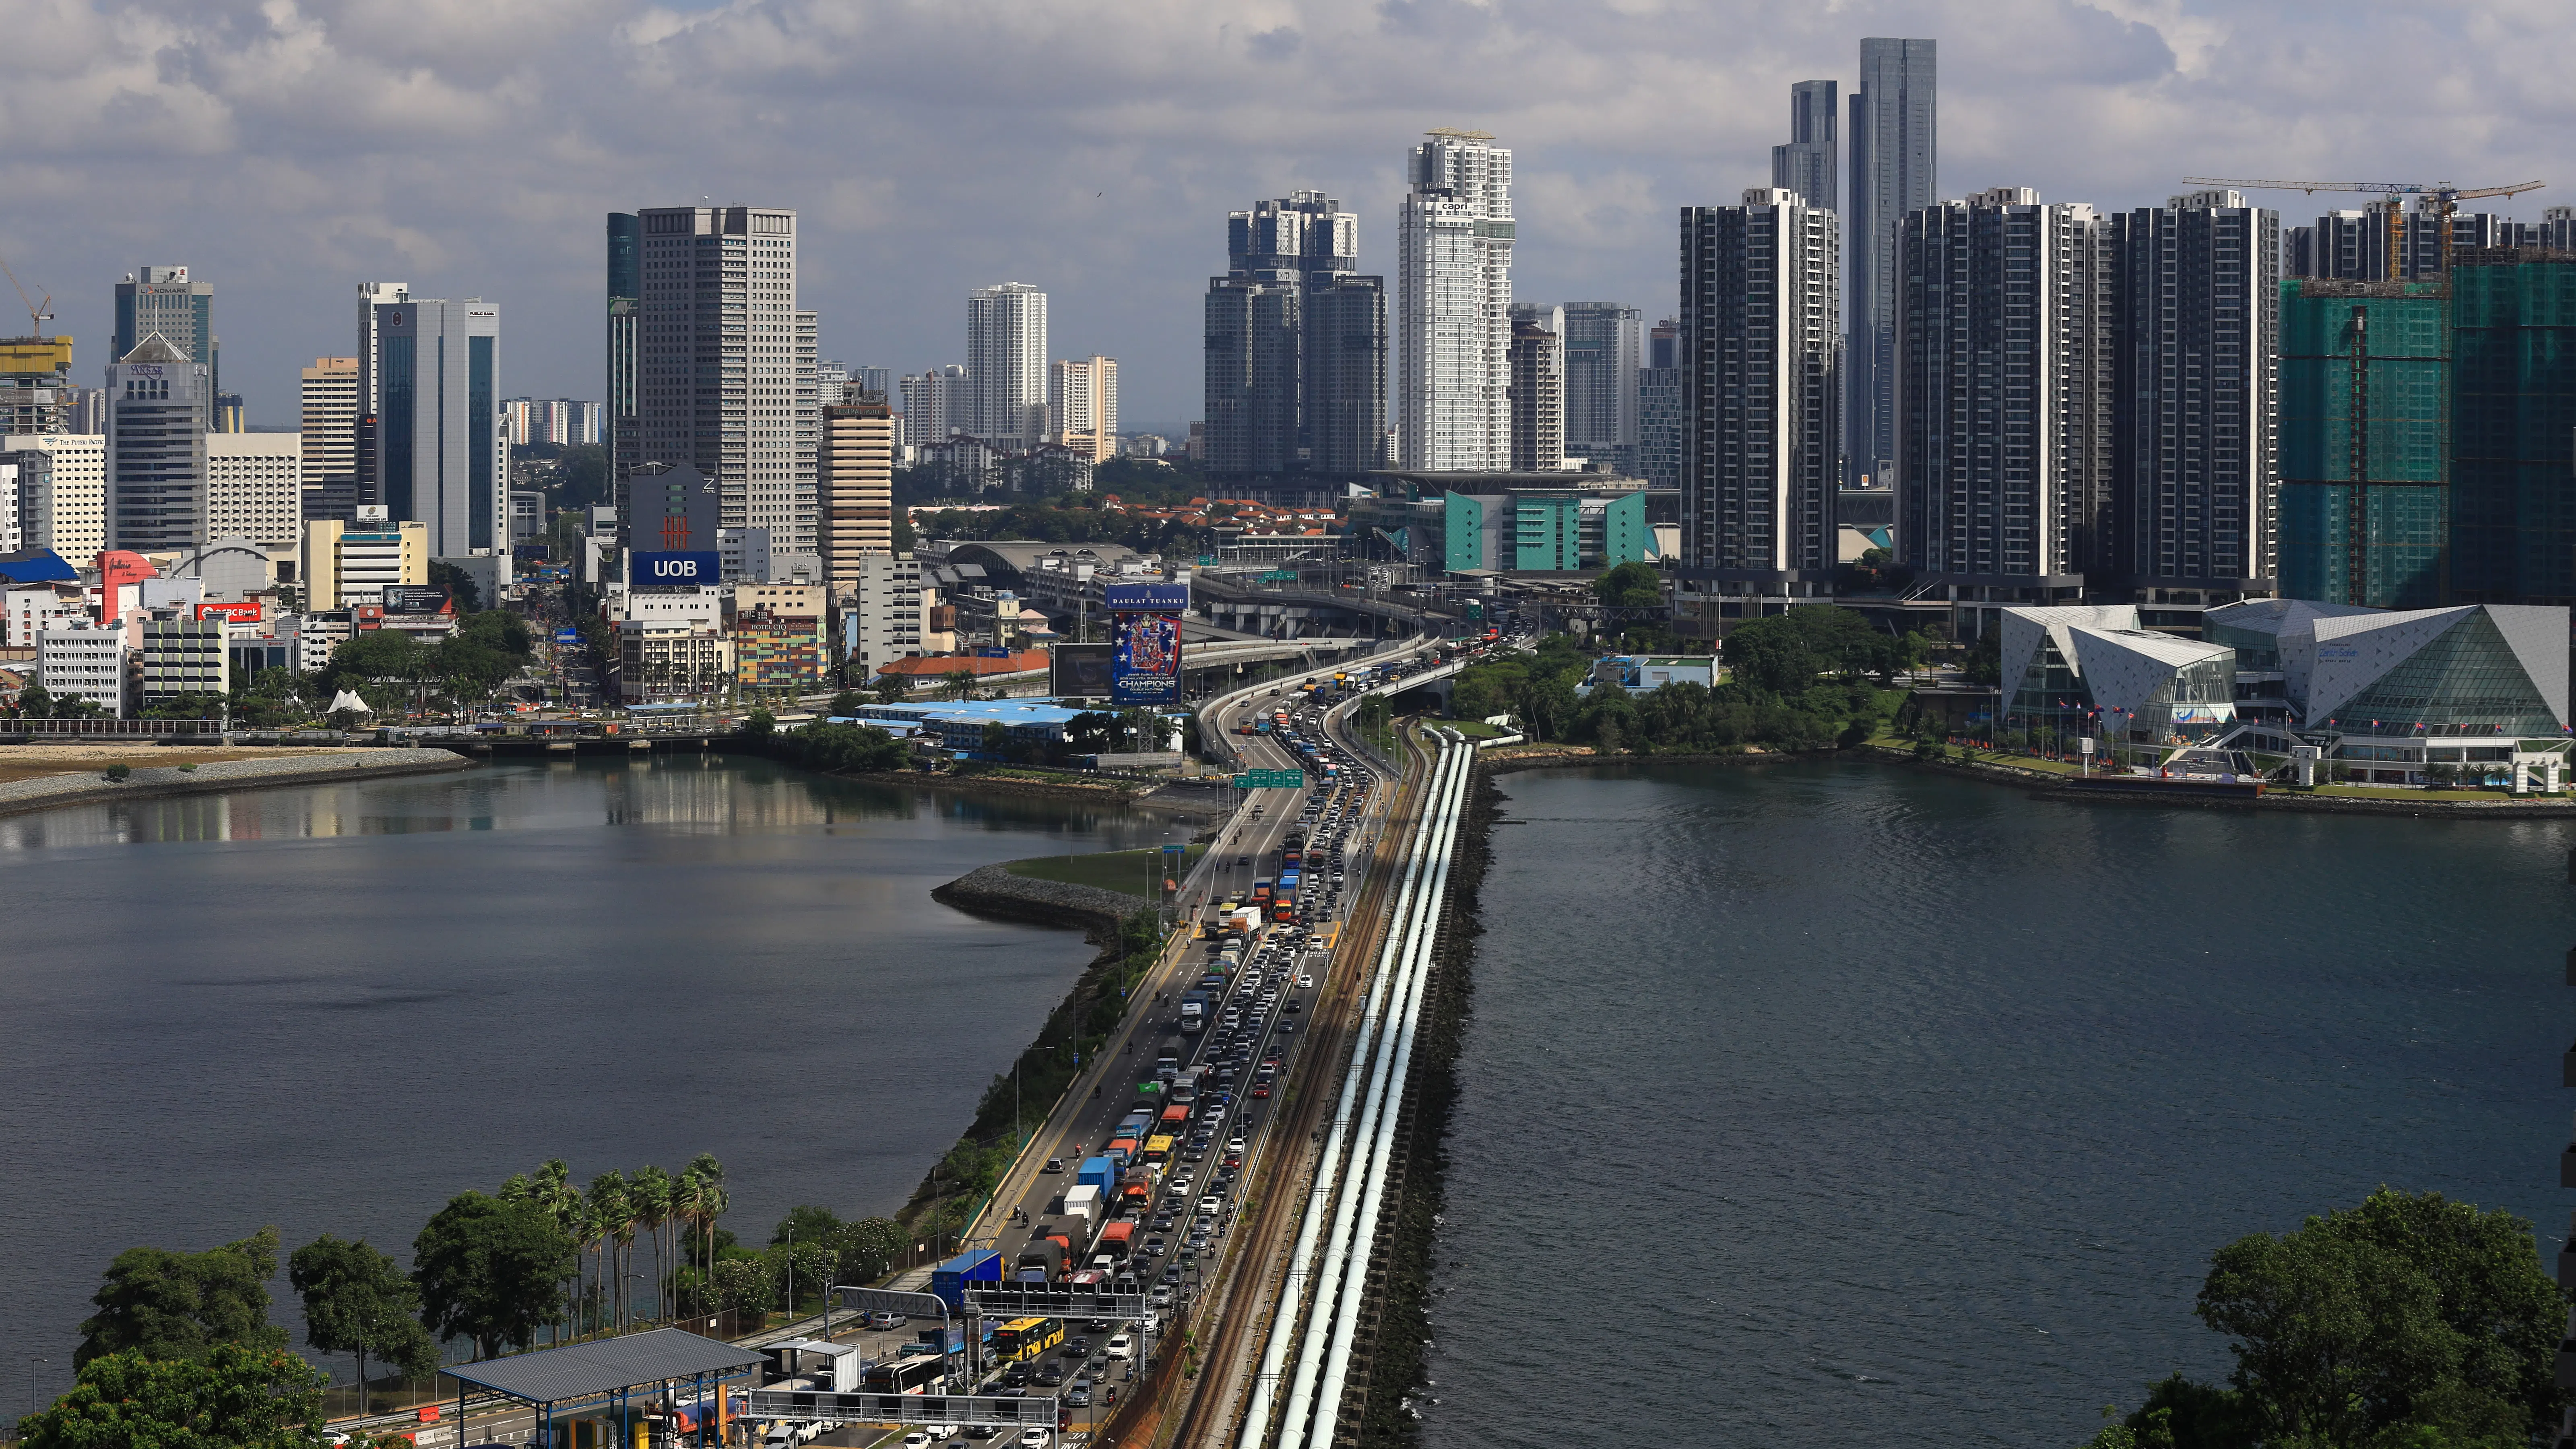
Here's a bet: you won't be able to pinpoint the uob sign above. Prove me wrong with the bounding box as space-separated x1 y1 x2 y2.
632 551 718 583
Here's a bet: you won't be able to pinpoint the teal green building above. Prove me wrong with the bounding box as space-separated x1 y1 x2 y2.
2277 278 2449 608
1443 487 1647 574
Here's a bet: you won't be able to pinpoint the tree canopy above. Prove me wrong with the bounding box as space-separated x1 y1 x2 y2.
287 1236 436 1413
410 1192 577 1361
2083 1188 2565 1449
74 1226 286 1368
20 1344 326 1449
1592 560 1664 609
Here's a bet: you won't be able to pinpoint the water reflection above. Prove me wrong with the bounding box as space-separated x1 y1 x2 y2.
0 754 1173 850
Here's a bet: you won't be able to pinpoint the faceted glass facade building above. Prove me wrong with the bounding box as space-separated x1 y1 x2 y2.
2276 279 2448 609
2449 251 2576 605
1996 603 2237 753
2204 598 2568 741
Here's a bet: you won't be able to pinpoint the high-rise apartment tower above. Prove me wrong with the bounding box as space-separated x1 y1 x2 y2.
967 283 1048 450
1679 188 1842 607
1398 129 1515 471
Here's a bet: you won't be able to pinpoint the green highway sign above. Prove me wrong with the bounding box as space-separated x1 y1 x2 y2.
1196 555 1219 566
1233 769 1306 789
1260 569 1298 582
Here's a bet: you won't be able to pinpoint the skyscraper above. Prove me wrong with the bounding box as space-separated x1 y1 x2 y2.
2276 279 2448 608
1679 190 1842 608
105 333 212 553
1049 356 1118 462
1398 129 1514 471
1897 189 2113 598
2110 191 2280 599
368 296 506 561
635 205 812 552
1204 191 1385 476
114 266 215 402
1848 37 1936 487
1551 303 1641 471
1770 79 1838 211
1638 318 1681 491
299 356 360 487
899 366 966 449
820 392 896 580
2448 250 2576 605
607 213 641 510
0 335 73 436
967 283 1048 449
1507 305 1564 471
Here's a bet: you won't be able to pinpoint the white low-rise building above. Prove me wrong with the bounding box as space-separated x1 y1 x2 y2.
39 624 128 715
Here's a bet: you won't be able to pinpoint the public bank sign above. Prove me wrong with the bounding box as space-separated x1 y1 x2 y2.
633 551 718 584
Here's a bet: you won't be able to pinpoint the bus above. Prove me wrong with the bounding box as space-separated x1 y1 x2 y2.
1142 1133 1175 1165
862 1355 948 1394
989 1317 1065 1363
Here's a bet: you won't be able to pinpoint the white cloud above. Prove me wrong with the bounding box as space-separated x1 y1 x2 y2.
0 0 2568 426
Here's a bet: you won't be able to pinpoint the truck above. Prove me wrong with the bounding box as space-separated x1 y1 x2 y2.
1096 1220 1136 1261
1059 1183 1102 1234
1077 1157 1118 1197
928 1249 1003 1310
1015 1239 1067 1282
1253 879 1274 901
1179 992 1207 1032
1156 1051 1180 1084
1158 1103 1192 1133
1105 1137 1139 1165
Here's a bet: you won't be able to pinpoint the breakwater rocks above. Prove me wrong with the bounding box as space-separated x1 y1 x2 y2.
930 861 1152 936
0 747 475 821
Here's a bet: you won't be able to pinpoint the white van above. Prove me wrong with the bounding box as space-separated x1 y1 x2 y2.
1104 1333 1134 1360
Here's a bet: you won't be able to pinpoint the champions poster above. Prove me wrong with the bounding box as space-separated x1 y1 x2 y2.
1105 581 1189 706
1112 611 1182 705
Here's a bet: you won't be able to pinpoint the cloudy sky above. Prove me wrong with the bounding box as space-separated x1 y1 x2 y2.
2 0 2565 431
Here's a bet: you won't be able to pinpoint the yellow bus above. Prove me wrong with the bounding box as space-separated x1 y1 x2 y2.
989 1317 1064 1363
1142 1134 1175 1165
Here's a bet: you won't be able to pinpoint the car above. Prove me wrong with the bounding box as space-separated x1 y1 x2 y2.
1151 1284 1174 1307
1105 1334 1134 1360
868 1310 907 1330
1064 1385 1092 1408
964 1430 999 1442
1253 1082 1272 1098
904 1436 932 1449
1019 1429 1051 1448
1043 1158 1063 1173
1162 1265 1184 1284
1088 1317 1114 1332
1296 974 1315 988
1198 1194 1224 1214
1066 1338 1090 1355
1143 1236 1166 1256
1003 1364 1032 1388
994 1385 1028 1398
931 1428 960 1442
1036 1365 1066 1387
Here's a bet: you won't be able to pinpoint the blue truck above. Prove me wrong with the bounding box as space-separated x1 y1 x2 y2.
1077 1156 1118 1197
928 1248 1001 1309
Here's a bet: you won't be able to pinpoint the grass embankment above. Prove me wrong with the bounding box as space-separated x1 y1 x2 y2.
1005 844 1208 894
1440 718 1514 740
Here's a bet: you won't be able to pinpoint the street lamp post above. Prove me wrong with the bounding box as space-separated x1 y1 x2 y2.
29 1357 48 1424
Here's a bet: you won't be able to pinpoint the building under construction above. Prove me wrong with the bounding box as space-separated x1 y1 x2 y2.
2449 247 2576 606
2277 278 2449 608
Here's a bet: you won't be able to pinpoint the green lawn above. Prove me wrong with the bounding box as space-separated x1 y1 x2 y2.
1442 717 1514 739
1006 844 1208 894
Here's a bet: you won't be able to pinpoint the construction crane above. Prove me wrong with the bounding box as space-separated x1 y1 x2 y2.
2182 176 2545 279
0 249 53 336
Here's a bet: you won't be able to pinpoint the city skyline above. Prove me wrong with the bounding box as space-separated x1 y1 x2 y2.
4 3 2571 432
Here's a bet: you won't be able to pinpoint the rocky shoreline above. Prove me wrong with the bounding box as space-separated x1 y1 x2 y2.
928 860 1152 935
0 747 476 821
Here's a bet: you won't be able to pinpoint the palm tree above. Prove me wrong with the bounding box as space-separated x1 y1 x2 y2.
532 1160 580 1338
587 1172 630 1332
630 1165 671 1324
683 1153 727 1298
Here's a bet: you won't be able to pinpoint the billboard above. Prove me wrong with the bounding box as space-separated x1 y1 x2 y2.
1112 611 1181 705
1051 642 1116 698
1103 581 1190 613
630 551 720 586
195 601 262 624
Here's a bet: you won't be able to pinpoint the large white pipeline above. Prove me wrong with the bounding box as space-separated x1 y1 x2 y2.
1238 735 1461 1447
1267 737 1470 1449
1307 740 1472 1446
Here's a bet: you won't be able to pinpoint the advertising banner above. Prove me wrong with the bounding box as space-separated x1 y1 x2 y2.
195 601 262 623
1103 581 1190 613
1112 611 1182 705
1051 642 1116 698
630 551 720 586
